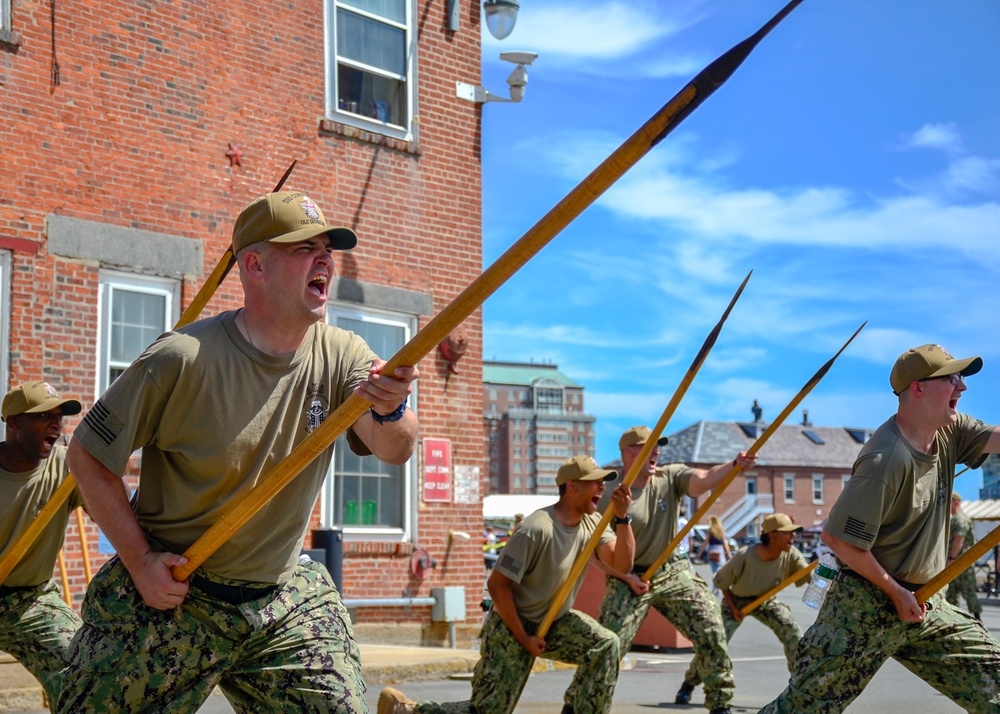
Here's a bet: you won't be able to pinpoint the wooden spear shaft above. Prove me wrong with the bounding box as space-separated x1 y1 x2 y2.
916 520 1000 605
57 549 71 606
173 0 806 582
641 322 866 583
173 159 298 329
0 475 76 584
739 560 817 616
534 272 751 639
75 507 92 582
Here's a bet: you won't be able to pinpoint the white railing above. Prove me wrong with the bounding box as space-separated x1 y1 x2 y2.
720 493 774 535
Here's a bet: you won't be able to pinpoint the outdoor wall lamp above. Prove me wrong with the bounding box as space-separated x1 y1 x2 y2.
483 0 520 40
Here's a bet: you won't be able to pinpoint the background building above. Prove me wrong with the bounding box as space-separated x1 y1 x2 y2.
981 454 1000 500
483 360 595 495
2 0 488 645
620 406 872 542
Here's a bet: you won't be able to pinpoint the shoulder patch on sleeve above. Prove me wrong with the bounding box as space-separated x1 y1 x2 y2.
844 516 876 544
81 400 124 447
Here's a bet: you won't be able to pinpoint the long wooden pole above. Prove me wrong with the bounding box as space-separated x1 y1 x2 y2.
535 272 751 638
75 507 92 582
740 560 817 616
0 475 76 584
173 160 298 329
57 549 71 606
641 322 866 583
916 521 1000 605
174 0 806 582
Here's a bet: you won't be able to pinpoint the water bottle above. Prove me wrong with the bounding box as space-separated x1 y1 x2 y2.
802 553 839 609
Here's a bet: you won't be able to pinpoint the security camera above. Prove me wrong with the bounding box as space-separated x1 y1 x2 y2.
500 51 537 102
455 50 539 104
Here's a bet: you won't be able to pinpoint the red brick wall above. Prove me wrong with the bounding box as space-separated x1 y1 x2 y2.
3 0 486 628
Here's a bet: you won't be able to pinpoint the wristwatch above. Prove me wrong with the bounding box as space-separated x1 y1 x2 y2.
370 398 408 425
613 513 633 527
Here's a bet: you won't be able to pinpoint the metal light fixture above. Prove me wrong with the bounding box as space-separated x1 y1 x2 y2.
483 0 519 40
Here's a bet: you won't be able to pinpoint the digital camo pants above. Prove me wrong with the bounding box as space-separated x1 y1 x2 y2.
716 594 802 673
0 581 81 703
945 566 982 616
415 608 621 714
56 556 367 714
759 574 1000 713
566 560 734 711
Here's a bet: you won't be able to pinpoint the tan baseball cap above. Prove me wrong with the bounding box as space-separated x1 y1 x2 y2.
889 344 982 396
556 455 618 486
232 191 358 254
2 381 82 422
761 513 803 535
618 425 668 451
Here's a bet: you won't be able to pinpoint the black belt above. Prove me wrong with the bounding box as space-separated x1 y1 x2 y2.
835 568 922 592
190 574 277 605
0 584 35 598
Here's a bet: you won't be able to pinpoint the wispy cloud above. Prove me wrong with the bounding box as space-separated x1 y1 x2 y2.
900 123 964 155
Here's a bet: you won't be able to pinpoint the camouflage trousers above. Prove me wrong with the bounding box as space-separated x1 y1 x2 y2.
759 573 1000 713
566 559 734 710
416 608 621 714
945 565 982 616
56 556 367 714
0 580 81 702
715 594 801 673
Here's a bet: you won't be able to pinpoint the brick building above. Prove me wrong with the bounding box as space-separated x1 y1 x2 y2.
2 0 488 644
483 360 596 496
617 407 871 541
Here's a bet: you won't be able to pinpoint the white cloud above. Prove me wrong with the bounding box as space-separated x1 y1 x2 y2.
483 1 690 60
901 123 964 155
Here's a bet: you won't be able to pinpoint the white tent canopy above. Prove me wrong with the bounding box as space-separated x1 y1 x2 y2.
483 494 557 521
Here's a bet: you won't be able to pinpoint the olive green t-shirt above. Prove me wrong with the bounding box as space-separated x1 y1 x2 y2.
598 464 693 568
714 544 809 597
824 413 992 583
74 311 376 584
495 505 615 624
0 445 84 587
949 511 976 557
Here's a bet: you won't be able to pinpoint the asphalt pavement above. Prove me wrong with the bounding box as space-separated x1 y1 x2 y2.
2 562 996 713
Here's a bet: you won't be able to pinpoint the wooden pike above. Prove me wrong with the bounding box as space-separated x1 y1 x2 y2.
641 322 866 583
75 507 93 582
739 560 817 616
0 475 76 584
916 520 1000 605
534 272 751 638
173 160 298 329
172 0 806 582
57 548 71 606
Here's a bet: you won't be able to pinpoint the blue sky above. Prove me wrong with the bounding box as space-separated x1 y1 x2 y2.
477 0 1000 501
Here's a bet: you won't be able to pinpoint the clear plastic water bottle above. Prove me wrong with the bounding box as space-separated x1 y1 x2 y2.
802 553 839 609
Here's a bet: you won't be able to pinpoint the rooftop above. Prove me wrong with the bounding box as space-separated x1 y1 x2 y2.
483 360 582 388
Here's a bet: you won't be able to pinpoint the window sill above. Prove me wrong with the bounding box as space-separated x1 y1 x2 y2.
319 119 420 156
0 28 21 49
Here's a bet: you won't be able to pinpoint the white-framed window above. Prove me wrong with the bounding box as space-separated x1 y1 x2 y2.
784 473 795 503
0 0 10 37
746 477 757 495
97 271 179 398
325 0 416 141
812 473 824 504
322 303 416 539
0 251 10 441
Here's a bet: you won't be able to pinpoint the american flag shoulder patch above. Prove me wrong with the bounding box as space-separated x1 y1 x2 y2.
843 516 875 544
82 399 124 446
499 553 521 576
